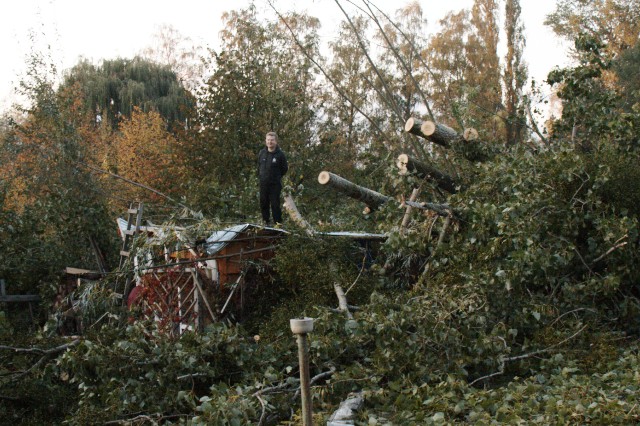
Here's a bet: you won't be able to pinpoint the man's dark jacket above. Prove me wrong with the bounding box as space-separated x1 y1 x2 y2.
258 146 288 184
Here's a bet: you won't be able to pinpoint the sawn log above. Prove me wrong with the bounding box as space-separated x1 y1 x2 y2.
396 153 462 194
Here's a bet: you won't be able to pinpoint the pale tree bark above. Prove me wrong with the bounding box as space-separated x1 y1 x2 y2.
319 171 453 217
400 187 421 231
283 193 315 236
318 171 391 210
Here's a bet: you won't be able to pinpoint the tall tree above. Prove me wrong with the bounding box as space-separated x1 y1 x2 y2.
140 24 205 92
192 6 319 215
545 0 640 57
546 35 639 149
375 1 430 121
503 0 528 145
613 39 640 112
322 15 373 169
467 0 502 132
114 107 185 202
60 58 194 128
0 51 115 292
426 10 472 126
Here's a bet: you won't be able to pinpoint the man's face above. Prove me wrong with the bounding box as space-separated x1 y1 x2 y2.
266 135 277 151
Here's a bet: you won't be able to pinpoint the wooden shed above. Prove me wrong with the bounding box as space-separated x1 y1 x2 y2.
118 220 286 334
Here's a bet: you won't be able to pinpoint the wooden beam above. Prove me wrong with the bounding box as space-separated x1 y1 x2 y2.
192 271 217 323
64 267 104 279
0 294 40 303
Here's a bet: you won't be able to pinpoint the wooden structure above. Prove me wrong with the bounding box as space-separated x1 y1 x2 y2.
201 224 283 290
129 267 213 334
118 220 286 334
0 279 41 330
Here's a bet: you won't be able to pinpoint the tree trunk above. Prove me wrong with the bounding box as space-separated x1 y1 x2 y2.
463 127 479 141
396 154 462 194
283 194 315 236
420 120 459 147
404 117 495 162
318 171 391 210
404 117 427 139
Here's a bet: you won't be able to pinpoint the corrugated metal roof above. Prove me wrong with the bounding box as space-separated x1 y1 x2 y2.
204 223 292 255
205 224 251 255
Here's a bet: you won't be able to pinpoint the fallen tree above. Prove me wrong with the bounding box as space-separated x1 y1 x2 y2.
404 117 495 162
396 153 462 194
283 193 315 236
318 171 452 217
318 171 391 211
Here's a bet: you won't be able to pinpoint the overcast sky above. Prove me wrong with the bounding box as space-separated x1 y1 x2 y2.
1 0 570 112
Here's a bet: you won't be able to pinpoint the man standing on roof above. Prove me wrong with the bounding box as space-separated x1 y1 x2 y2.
258 131 288 225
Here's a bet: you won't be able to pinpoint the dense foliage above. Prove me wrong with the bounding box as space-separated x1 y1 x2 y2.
2 1 640 424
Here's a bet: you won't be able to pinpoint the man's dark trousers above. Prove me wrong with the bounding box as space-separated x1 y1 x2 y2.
260 181 283 224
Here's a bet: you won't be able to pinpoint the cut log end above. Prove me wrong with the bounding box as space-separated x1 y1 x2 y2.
463 127 479 141
318 171 331 185
421 120 436 136
404 117 417 133
396 153 409 175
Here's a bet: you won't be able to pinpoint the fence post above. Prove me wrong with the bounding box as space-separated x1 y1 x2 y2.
290 317 314 426
1 279 6 312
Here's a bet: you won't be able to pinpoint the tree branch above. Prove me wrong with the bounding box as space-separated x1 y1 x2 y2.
363 0 465 129
469 324 588 386
357 0 435 121
333 0 405 123
267 1 386 137
292 366 337 401
334 284 353 319
592 235 628 264
1 339 80 381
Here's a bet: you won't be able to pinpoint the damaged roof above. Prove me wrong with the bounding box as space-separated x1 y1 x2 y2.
117 219 386 255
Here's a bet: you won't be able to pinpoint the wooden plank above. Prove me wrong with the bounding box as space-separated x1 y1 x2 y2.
0 295 41 303
193 272 217 322
65 267 102 276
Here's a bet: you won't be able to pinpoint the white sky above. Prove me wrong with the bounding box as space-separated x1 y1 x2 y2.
1 0 570 113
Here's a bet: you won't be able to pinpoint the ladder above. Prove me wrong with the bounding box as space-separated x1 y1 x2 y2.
119 201 144 269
